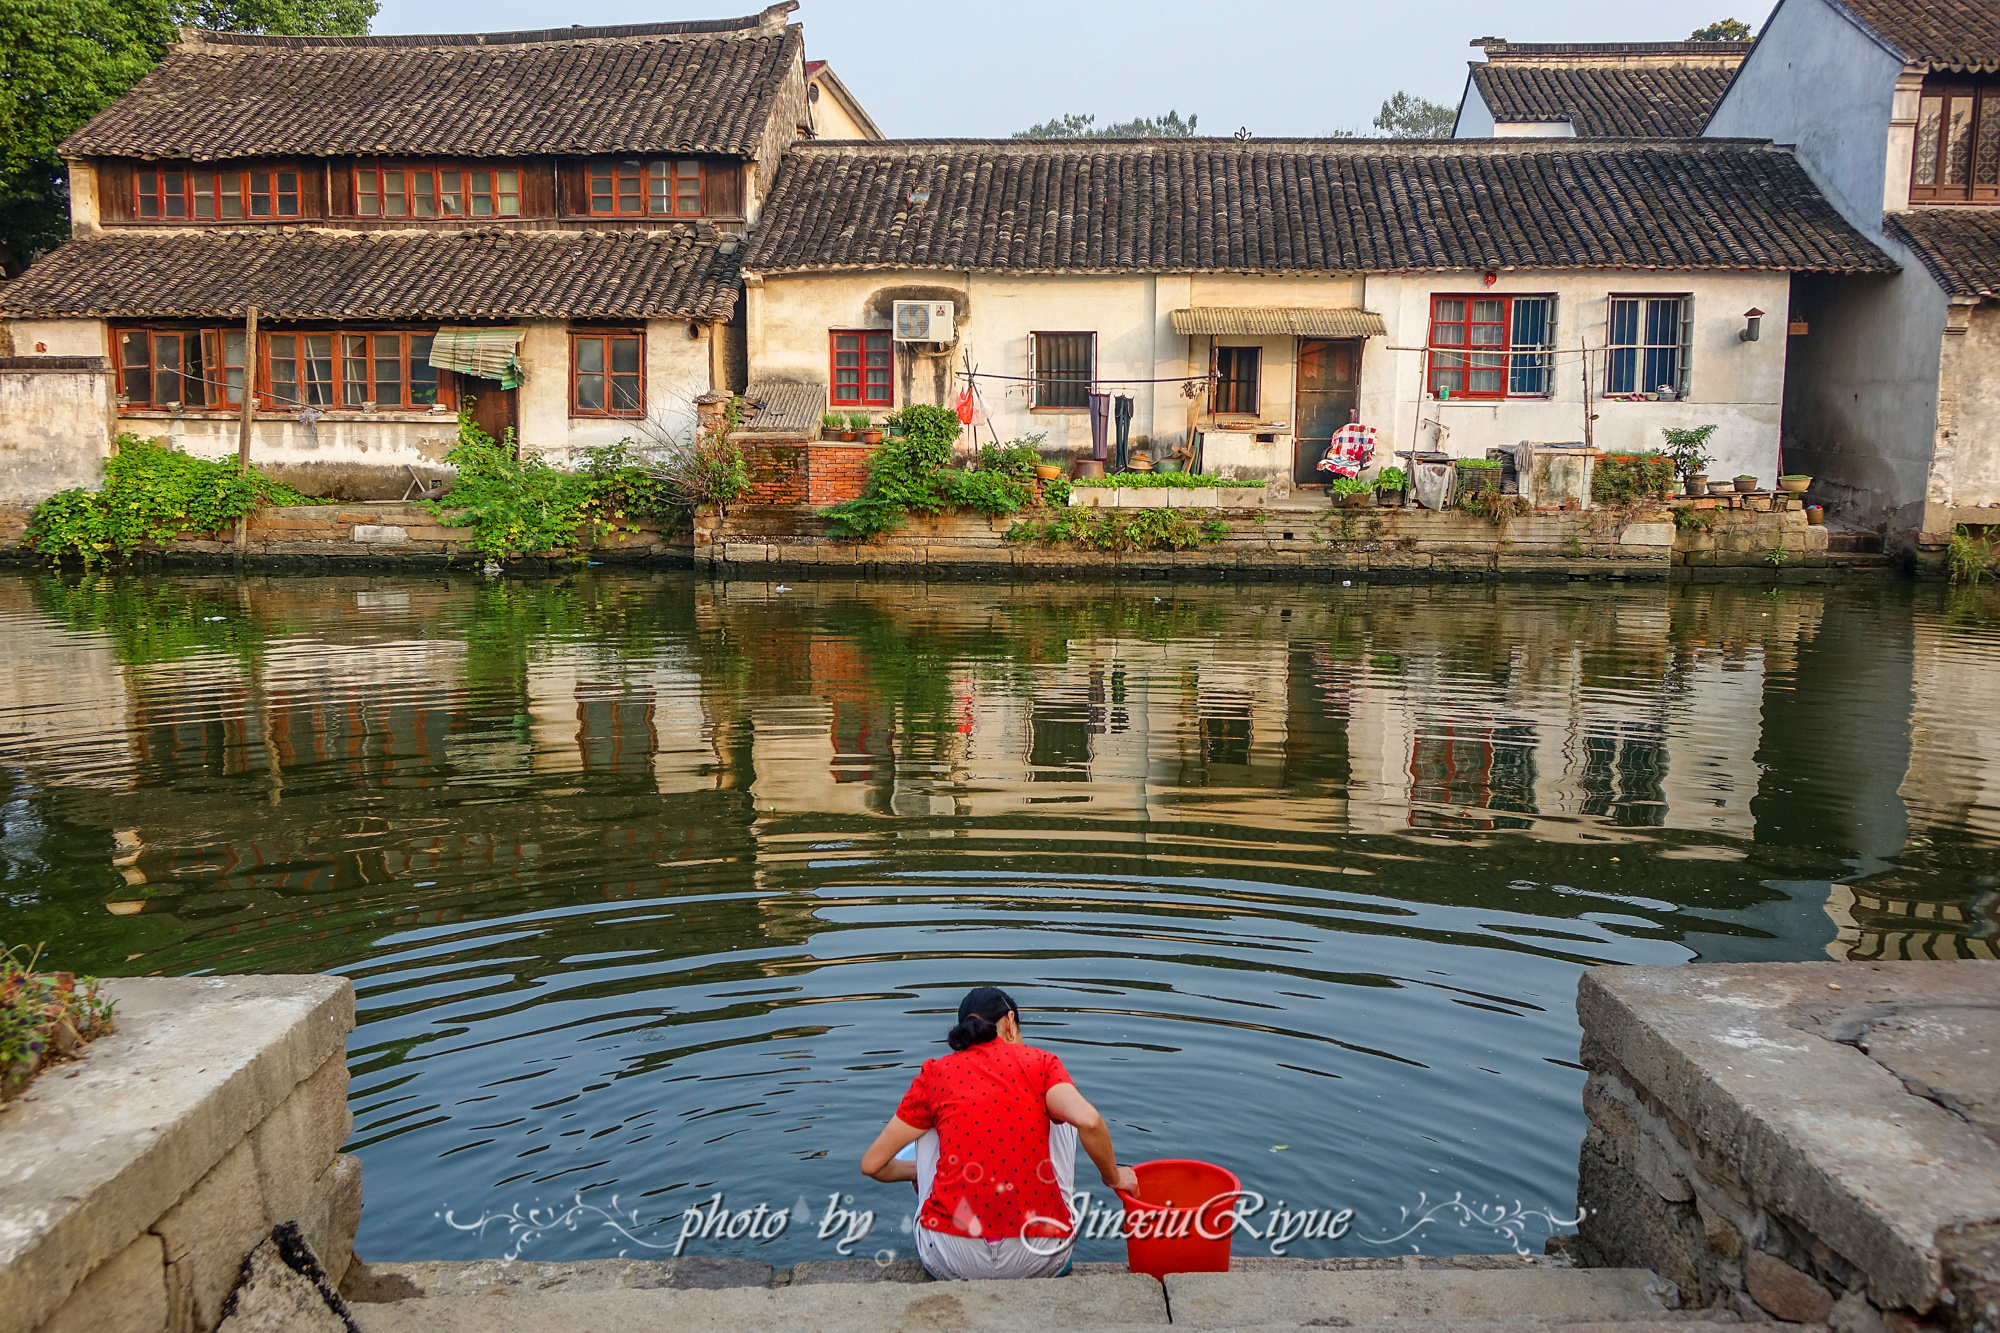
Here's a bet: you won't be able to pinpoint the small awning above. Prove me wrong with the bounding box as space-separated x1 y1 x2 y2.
429 328 525 387
1171 307 1386 339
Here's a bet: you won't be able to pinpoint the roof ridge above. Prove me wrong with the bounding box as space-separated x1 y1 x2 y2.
783 137 1789 152
1476 39 1751 57
180 3 797 49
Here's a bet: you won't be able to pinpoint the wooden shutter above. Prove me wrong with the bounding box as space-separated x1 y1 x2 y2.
704 162 744 218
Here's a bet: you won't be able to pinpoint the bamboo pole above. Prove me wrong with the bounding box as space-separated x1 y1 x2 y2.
234 305 257 555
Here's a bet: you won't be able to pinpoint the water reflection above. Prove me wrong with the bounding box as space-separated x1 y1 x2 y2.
1 572 1996 1266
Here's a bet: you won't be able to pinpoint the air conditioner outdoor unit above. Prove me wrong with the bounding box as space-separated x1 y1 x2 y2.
893 300 955 342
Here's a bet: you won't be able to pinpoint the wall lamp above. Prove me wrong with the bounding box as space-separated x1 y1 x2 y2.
1739 308 1764 342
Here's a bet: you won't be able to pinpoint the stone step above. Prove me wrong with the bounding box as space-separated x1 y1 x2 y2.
339 1260 1789 1333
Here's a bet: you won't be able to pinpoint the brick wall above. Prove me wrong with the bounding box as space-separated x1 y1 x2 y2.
742 441 809 505
808 444 872 505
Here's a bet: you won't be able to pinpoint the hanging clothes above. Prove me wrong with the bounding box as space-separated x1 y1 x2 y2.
1088 393 1111 461
955 383 976 426
1112 396 1134 470
1411 460 1455 511
1314 422 1378 478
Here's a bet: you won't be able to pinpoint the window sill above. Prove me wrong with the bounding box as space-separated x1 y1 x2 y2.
569 413 648 421
118 407 455 423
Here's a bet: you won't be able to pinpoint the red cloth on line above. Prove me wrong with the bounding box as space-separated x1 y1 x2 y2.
895 1041 1075 1241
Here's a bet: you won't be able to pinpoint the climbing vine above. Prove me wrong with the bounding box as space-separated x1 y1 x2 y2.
24 436 324 566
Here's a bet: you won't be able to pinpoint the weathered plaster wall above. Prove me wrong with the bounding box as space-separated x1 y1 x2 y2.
7 319 107 358
0 976 358 1333
1705 0 1906 227
1938 299 2000 513
1454 81 1496 137
1781 264 1948 531
0 360 115 504
1360 270 1792 483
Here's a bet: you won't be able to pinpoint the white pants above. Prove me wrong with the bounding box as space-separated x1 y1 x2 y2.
908 1122 1079 1280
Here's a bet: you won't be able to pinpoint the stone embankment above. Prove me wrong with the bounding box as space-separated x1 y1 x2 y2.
0 976 356 1333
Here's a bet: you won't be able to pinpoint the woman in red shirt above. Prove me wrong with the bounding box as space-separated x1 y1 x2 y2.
860 987 1139 1280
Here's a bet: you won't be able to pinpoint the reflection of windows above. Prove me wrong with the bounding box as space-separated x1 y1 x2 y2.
1576 731 1668 826
829 330 893 408
1427 296 1554 398
1912 75 2000 202
1408 722 1538 828
587 160 703 216
571 332 644 416
1605 296 1690 396
1213 346 1260 415
355 164 520 217
1031 332 1094 409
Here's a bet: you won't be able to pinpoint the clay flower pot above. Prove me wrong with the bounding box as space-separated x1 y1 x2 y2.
1684 473 1709 496
840 430 857 442
1778 475 1812 493
1806 506 1825 525
1035 464 1063 481
861 429 884 445
1734 476 1758 493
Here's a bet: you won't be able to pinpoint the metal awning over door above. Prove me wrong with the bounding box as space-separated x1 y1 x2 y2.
1171 307 1386 339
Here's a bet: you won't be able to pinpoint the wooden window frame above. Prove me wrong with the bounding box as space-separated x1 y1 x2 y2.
586 159 704 217
1911 75 2000 203
1212 345 1261 416
262 328 443 411
1426 295 1556 400
570 330 646 418
354 163 522 219
134 166 301 221
1604 295 1692 397
1030 331 1095 410
828 329 894 408
113 327 204 407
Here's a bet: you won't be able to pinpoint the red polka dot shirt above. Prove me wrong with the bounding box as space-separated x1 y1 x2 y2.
896 1041 1075 1241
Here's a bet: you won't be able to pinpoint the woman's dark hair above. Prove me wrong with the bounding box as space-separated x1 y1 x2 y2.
947 987 1018 1051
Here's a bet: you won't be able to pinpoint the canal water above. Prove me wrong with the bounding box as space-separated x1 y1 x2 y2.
3 571 1997 1267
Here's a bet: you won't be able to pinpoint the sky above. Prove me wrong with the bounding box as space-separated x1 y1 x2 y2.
367 0 1773 139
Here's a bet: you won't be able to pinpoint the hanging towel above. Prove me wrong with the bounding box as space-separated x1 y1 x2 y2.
1088 393 1111 461
1112 395 1134 470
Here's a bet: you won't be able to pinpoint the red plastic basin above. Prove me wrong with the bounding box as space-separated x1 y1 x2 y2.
1114 1158 1241 1281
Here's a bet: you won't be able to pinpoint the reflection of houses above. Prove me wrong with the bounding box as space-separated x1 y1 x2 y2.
1826 883 2000 960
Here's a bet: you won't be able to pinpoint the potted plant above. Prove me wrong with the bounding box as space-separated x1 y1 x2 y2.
1035 462 1064 481
1734 474 1758 493
840 412 864 442
1373 466 1408 506
821 411 844 441
1329 476 1371 507
1455 457 1503 495
1660 424 1718 497
860 418 884 446
1778 474 1812 493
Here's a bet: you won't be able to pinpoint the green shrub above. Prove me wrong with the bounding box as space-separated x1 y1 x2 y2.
1661 424 1719 479
821 404 963 539
1006 507 1230 551
2 943 115 1101
430 413 684 558
974 435 1045 479
24 436 326 566
940 468 1034 515
1592 452 1676 505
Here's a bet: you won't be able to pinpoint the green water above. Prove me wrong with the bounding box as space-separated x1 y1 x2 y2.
3 571 1996 1266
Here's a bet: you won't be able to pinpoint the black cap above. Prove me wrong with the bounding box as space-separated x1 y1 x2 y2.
957 987 1018 1024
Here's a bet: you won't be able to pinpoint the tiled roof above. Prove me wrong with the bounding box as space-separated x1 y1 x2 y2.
1472 39 1752 58
1468 64 1739 135
1837 0 2000 71
60 14 801 161
0 227 741 320
743 139 1895 277
735 380 827 436
1888 208 2000 296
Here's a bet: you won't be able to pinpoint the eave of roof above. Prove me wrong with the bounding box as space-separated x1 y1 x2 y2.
1888 208 2000 297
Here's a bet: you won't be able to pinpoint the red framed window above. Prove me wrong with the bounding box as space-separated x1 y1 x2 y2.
115 329 200 406
135 167 300 220
355 165 521 218
571 331 644 416
1426 295 1554 398
587 160 703 216
830 330 893 408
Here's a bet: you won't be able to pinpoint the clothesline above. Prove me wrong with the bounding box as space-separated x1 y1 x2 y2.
960 370 1219 387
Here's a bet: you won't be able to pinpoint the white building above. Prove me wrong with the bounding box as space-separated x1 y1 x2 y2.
737 138 1888 487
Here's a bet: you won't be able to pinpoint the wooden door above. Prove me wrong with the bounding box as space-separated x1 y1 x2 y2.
1294 339 1359 485
460 375 517 443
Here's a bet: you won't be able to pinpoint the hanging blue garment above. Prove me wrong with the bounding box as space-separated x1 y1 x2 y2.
1088 393 1111 460
1112 395 1134 470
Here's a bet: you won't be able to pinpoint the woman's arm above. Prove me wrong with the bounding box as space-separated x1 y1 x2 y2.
859 1114 926 1183
1046 1083 1139 1195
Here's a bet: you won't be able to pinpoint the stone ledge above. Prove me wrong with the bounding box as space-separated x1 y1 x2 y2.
0 975 355 1333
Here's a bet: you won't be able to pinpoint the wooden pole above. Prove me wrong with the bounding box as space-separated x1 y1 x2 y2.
235 305 258 555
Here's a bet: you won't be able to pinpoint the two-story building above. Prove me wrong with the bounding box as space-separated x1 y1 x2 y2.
1706 0 2000 535
0 3 872 498
738 137 1889 488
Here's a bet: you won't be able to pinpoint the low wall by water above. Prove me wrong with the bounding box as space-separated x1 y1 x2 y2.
0 976 357 1333
1574 960 2000 1328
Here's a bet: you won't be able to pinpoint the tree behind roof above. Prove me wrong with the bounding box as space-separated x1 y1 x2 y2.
1372 92 1456 139
1689 18 1754 39
1014 110 1200 139
0 0 377 276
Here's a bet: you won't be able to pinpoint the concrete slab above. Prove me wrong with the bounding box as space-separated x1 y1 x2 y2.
1163 1267 1670 1326
354 1255 775 1298
0 976 354 1333
1579 961 2000 1311
351 1272 1169 1331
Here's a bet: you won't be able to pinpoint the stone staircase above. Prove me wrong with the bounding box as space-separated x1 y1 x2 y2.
339 1254 1817 1332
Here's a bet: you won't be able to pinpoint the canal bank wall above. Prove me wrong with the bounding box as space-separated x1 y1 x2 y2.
0 496 1892 582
